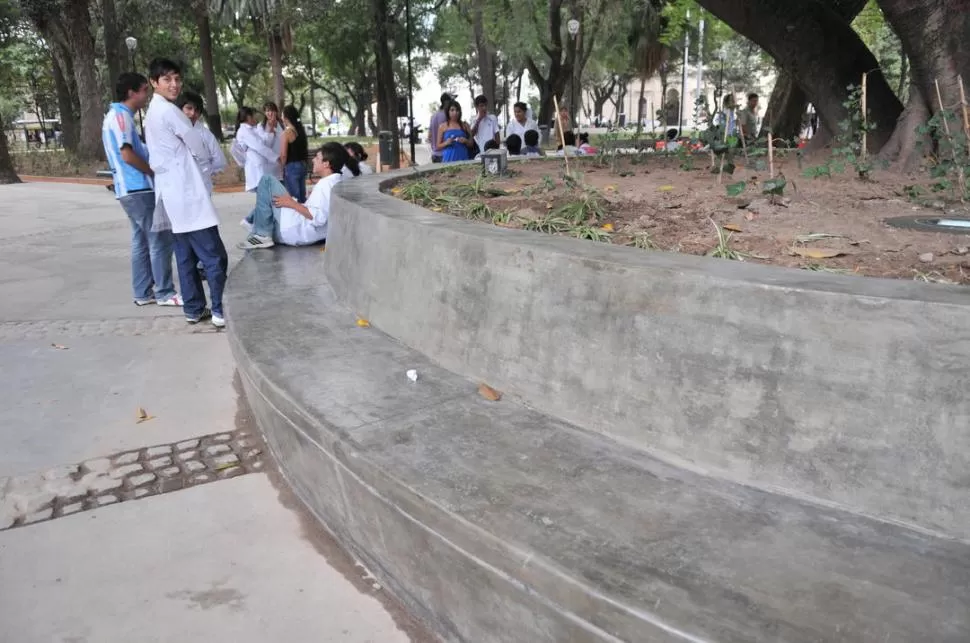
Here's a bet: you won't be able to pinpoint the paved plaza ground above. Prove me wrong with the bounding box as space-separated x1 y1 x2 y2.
0 181 430 642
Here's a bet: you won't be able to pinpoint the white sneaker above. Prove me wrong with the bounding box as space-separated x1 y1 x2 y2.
237 234 275 250
133 297 156 306
186 308 212 324
240 218 253 232
211 313 226 328
157 294 183 307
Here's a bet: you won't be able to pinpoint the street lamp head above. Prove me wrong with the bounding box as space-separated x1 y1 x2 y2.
567 19 580 36
125 36 137 52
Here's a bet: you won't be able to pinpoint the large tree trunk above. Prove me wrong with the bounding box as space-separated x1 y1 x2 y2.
195 4 223 140
876 0 970 166
60 1 105 161
760 68 807 141
471 0 497 104
372 0 400 167
696 0 902 152
51 48 79 152
0 131 20 184
101 0 123 82
268 26 285 108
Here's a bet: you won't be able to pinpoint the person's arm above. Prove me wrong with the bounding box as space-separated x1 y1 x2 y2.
204 130 227 175
492 117 500 145
280 129 295 166
239 127 279 163
273 193 313 219
120 147 153 176
463 124 475 149
437 123 447 149
164 106 209 163
471 114 484 135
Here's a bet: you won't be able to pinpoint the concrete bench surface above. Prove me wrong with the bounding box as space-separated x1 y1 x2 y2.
226 248 970 643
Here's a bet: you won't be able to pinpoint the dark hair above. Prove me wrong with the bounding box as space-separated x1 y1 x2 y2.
344 141 368 162
666 127 679 141
513 101 528 113
483 140 499 151
563 131 576 146
283 104 306 141
447 101 463 122
505 134 522 155
177 90 205 114
474 94 488 106
524 129 539 146
263 101 279 114
747 92 759 101
578 132 589 144
148 58 181 81
236 107 256 127
439 92 452 108
115 72 148 102
317 142 348 174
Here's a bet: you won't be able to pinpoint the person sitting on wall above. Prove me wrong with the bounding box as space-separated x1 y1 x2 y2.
555 131 583 156
578 132 597 155
237 142 347 250
473 139 500 160
522 129 543 157
664 128 682 152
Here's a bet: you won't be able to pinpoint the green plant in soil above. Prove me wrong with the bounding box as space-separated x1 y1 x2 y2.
571 224 612 242
554 187 608 224
490 209 515 225
523 214 572 233
803 83 879 180
397 179 438 205
466 201 494 220
625 232 656 250
707 218 748 261
540 175 557 192
917 107 970 202
761 174 788 203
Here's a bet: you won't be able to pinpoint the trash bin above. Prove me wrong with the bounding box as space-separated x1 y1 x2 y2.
378 131 394 167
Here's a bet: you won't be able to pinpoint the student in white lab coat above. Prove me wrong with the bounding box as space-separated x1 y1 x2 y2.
177 90 226 194
259 101 285 180
144 57 229 328
236 142 347 250
233 107 280 192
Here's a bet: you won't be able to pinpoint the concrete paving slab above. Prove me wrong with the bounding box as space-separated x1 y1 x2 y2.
0 473 412 643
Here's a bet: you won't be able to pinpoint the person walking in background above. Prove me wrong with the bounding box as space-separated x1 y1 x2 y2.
236 143 347 250
471 94 500 155
344 142 373 174
717 94 737 137
437 101 474 163
260 102 284 180
102 71 181 308
279 105 309 202
144 57 228 328
178 90 226 194
428 93 451 163
738 93 759 144
232 107 280 193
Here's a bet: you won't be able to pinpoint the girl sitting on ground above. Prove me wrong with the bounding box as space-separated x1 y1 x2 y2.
437 102 475 163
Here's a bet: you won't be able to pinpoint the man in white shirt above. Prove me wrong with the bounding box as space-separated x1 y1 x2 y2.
178 90 226 194
144 58 229 328
237 142 346 249
506 101 537 142
471 94 500 154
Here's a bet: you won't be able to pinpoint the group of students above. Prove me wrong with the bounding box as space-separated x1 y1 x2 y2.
102 57 372 327
429 92 597 162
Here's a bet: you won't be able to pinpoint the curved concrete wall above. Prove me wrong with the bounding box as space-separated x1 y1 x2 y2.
326 172 970 539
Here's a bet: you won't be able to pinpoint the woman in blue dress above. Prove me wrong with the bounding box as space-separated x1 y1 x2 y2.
436 102 474 162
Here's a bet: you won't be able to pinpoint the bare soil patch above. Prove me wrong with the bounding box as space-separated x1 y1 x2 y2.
388 154 970 285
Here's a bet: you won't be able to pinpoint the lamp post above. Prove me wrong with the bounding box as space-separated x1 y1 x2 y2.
715 47 726 110
567 18 580 132
678 10 690 135
124 36 143 133
405 0 416 165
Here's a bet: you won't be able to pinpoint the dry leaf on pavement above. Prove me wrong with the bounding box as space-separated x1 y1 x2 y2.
792 247 844 259
722 223 743 232
478 383 502 401
356 318 370 328
135 407 155 424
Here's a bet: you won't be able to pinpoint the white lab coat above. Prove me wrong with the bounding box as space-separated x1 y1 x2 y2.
234 123 279 192
258 123 284 179
196 120 226 194
144 94 218 234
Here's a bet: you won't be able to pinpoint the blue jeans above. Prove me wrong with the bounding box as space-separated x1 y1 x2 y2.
173 226 228 317
250 175 290 241
119 191 175 301
283 161 307 203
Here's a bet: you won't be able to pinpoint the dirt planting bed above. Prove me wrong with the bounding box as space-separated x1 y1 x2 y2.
388 154 970 285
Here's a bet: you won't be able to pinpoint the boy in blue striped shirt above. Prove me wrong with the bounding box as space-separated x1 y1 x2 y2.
102 72 181 307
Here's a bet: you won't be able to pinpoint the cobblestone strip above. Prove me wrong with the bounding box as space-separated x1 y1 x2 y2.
0 316 223 341
0 429 265 531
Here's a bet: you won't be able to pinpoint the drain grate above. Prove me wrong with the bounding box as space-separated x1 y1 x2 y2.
0 429 265 531
885 216 970 234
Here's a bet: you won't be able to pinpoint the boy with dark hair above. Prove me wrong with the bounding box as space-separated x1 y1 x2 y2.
144 57 228 328
505 133 522 156
471 94 500 154
522 129 543 156
738 92 760 143
102 72 181 308
507 101 536 141
429 92 452 163
177 90 226 194
237 142 346 249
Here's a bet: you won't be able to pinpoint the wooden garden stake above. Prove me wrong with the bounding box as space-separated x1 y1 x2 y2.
738 121 749 162
767 127 775 179
935 78 966 200
717 108 732 184
553 94 570 176
959 76 970 156
861 72 868 161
